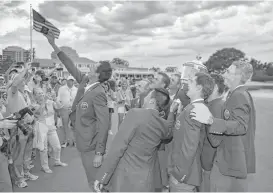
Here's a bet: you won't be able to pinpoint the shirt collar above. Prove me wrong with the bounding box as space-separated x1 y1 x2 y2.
191 98 204 104
85 82 99 92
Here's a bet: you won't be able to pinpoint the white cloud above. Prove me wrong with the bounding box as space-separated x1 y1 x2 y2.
0 1 272 68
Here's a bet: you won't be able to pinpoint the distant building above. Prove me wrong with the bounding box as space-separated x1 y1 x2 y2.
60 57 97 78
2 46 31 63
112 65 153 79
32 57 97 78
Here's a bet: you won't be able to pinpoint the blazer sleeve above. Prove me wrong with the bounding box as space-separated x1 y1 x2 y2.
57 51 83 83
96 109 138 185
169 111 203 183
93 91 110 154
161 112 176 142
206 128 223 148
209 92 250 136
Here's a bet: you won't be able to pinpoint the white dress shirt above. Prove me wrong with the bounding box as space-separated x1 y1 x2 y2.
85 82 99 93
57 85 78 108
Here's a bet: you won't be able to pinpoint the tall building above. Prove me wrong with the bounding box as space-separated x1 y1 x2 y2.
2 46 31 63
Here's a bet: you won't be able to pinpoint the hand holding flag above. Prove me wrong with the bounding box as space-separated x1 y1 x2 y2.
43 29 55 46
32 9 60 39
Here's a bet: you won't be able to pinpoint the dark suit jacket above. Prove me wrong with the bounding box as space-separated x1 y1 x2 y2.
210 86 256 178
201 98 224 171
57 51 110 154
96 109 175 192
168 100 206 187
70 76 89 128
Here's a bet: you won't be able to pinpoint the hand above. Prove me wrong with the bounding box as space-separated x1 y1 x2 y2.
93 154 103 168
177 103 184 114
44 30 55 46
208 124 226 134
170 99 180 113
0 137 3 147
0 120 17 129
94 180 103 192
189 103 213 124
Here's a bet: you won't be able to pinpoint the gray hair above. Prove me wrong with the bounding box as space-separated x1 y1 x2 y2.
232 60 253 84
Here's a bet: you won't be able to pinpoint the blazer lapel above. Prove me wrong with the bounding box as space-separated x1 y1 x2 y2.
78 82 101 103
71 83 101 113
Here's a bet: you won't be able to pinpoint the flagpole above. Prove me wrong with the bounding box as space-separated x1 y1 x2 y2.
30 4 33 63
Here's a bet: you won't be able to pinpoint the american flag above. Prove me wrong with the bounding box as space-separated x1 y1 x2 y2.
32 9 60 39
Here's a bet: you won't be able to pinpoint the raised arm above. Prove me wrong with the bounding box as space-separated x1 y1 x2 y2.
4 63 16 83
44 30 83 83
10 63 30 94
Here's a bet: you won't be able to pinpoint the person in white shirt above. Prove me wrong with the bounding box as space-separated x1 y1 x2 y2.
57 76 78 147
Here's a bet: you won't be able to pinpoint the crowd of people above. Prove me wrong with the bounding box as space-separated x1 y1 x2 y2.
0 29 256 193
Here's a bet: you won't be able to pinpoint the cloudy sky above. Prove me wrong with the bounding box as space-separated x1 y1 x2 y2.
0 1 273 67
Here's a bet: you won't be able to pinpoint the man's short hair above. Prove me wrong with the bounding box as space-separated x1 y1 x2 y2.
154 88 170 113
97 60 113 83
210 73 225 95
173 73 181 81
195 72 215 100
232 60 253 84
158 72 170 89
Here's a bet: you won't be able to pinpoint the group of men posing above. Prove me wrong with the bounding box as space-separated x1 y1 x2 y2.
43 30 255 192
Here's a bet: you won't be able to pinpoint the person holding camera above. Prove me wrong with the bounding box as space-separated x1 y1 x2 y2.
0 116 19 192
6 62 38 188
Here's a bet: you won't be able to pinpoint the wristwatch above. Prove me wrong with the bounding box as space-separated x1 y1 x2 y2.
208 116 214 125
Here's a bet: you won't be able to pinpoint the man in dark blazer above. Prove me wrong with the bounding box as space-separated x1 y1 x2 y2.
94 88 176 192
190 61 256 191
199 73 226 192
168 72 215 192
44 30 112 190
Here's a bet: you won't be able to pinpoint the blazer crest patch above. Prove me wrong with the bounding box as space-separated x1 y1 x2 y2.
175 120 181 130
223 109 230 120
81 102 88 110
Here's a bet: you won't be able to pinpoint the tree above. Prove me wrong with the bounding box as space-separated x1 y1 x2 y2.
111 58 129 67
150 67 160 72
205 48 245 71
165 66 177 73
266 63 273 76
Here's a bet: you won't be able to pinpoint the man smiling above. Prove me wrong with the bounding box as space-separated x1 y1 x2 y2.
190 60 256 191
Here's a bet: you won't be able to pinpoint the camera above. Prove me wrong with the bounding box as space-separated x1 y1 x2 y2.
5 107 35 136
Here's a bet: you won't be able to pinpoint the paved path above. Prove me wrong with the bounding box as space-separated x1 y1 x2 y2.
14 90 273 192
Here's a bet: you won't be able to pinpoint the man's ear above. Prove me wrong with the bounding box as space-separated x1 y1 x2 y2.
159 111 165 118
196 84 202 92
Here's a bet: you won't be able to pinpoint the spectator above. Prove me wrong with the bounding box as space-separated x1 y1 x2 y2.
57 76 78 147
116 79 133 127
6 63 38 188
33 88 67 173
